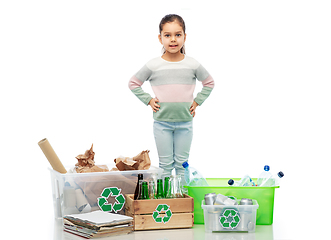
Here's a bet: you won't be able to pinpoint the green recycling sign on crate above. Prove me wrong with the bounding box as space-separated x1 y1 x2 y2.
219 208 241 229
152 204 172 223
97 187 125 213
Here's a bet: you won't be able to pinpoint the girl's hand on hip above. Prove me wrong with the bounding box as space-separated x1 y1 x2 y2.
190 101 199 117
148 97 160 112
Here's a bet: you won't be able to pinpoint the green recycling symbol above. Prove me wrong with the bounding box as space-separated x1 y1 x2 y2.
219 208 241 229
97 187 125 213
152 204 172 223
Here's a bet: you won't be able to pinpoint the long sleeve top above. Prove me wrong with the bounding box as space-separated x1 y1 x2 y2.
128 56 214 122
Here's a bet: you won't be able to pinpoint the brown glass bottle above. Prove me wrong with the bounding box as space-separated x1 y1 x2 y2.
134 174 143 200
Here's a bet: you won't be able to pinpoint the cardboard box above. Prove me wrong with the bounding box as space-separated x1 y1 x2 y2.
124 194 194 230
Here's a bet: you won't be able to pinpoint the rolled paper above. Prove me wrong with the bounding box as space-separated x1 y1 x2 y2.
80 202 92 213
38 138 67 173
75 188 90 212
64 186 76 207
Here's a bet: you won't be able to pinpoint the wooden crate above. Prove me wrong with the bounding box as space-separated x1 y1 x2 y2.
124 194 194 231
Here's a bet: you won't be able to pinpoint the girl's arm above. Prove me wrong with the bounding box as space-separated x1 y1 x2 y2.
190 101 199 117
128 65 153 106
194 64 215 106
148 97 160 112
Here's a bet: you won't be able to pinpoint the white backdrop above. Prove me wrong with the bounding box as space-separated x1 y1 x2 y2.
1 1 330 239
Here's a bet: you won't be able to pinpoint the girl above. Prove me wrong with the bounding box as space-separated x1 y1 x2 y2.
128 14 214 178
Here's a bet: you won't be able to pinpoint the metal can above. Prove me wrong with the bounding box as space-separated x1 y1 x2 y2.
237 198 254 231
240 198 253 205
204 193 216 205
214 194 237 205
208 210 222 231
236 211 252 231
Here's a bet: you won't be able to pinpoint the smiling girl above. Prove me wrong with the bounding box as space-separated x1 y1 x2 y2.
129 14 215 178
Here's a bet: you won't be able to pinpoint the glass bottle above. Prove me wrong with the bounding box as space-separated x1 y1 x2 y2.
141 181 149 199
134 173 143 200
173 175 183 198
137 180 143 200
156 179 163 199
149 180 156 199
163 177 171 198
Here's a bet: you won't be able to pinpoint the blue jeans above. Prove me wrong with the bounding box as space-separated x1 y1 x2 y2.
153 121 193 177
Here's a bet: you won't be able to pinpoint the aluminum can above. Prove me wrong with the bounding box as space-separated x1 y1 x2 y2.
237 198 253 231
204 193 216 205
209 210 222 231
240 198 253 205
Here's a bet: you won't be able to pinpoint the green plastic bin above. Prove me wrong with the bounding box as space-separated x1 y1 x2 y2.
185 178 279 225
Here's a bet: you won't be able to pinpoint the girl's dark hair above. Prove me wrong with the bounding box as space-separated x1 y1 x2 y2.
159 14 186 54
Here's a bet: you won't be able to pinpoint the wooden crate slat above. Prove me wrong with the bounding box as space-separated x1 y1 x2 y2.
124 194 194 230
133 213 194 231
125 194 194 214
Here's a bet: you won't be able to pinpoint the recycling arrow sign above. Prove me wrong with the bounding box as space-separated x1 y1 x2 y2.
97 187 125 213
219 208 241 229
152 204 172 223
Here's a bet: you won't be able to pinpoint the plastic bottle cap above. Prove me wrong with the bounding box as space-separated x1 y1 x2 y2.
278 171 284 178
228 179 234 185
264 165 270 171
182 161 189 168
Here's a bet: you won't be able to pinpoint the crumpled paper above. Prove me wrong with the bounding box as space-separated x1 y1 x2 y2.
75 144 109 173
73 147 150 214
113 150 151 171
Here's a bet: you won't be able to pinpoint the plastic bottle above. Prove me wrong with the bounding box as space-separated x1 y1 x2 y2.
259 171 284 187
182 161 209 186
257 165 273 186
228 175 256 186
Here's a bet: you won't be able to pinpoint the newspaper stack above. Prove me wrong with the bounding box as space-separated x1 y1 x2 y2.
63 211 133 238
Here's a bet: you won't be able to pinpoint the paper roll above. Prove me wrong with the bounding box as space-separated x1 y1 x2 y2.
64 186 76 207
75 188 89 212
38 138 67 173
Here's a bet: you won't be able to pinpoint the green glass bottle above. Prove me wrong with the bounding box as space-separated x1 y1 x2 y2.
163 177 171 198
141 181 149 200
156 179 163 199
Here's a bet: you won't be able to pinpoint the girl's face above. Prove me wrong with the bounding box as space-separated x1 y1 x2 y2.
158 21 186 57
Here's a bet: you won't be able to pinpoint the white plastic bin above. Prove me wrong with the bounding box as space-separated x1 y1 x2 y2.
201 199 259 233
49 166 163 219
